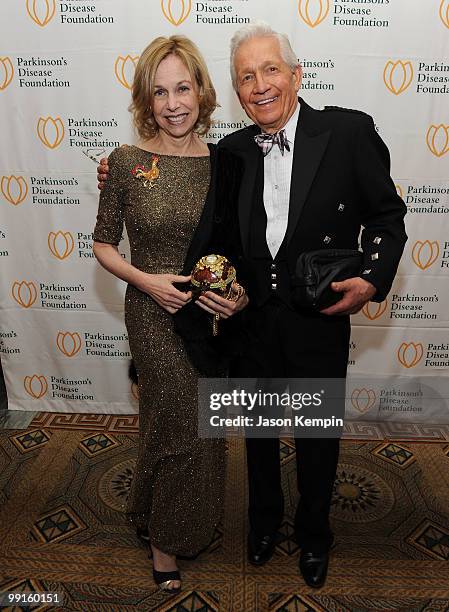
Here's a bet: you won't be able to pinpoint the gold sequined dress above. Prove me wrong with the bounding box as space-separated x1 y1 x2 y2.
93 145 225 556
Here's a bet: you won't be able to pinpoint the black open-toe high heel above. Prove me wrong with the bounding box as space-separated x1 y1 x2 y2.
152 568 182 594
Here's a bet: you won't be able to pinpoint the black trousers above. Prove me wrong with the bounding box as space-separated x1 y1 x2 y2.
233 298 350 552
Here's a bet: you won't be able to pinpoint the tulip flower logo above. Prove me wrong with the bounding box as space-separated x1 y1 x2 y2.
114 55 139 89
412 240 440 270
24 375 48 399
440 0 449 28
426 124 449 157
161 0 192 25
37 116 65 149
26 0 56 27
362 300 388 320
298 0 329 27
48 231 75 260
383 60 413 95
397 342 423 368
56 331 82 357
351 388 376 414
0 57 14 91
1 175 28 206
12 280 37 308
395 184 404 199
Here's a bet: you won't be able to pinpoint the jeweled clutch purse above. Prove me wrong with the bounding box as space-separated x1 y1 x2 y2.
191 254 237 335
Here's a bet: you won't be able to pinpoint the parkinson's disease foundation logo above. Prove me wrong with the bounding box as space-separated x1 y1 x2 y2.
412 240 440 270
362 300 388 320
56 331 82 357
0 57 14 90
37 116 65 149
397 342 423 368
26 0 56 27
12 280 37 308
161 0 192 26
48 231 75 260
1 175 28 206
114 55 139 90
426 125 449 157
395 184 404 199
440 0 449 28
298 0 329 28
24 375 48 399
383 60 413 95
351 388 376 414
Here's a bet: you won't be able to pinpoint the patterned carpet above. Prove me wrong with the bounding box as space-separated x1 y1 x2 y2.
0 415 448 611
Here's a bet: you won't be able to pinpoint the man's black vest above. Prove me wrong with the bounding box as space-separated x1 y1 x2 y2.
245 160 292 308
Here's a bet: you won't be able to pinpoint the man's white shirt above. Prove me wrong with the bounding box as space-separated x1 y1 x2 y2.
263 103 300 259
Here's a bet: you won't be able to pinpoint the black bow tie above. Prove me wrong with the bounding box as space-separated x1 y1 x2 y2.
254 129 291 156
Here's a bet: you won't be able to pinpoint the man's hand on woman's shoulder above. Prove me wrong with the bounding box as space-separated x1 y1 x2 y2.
97 157 109 190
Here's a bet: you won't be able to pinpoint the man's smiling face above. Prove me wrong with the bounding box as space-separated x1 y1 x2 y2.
234 35 302 133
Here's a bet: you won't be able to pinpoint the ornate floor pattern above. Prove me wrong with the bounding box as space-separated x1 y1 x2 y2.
25 411 449 441
0 427 448 611
28 412 139 434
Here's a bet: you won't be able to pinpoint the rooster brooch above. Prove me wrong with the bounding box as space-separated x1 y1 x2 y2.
131 155 160 188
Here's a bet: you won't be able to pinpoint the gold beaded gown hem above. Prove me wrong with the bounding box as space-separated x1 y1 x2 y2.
93 145 225 556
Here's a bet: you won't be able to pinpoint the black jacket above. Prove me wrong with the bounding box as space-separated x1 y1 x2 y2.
200 98 407 306
175 98 407 371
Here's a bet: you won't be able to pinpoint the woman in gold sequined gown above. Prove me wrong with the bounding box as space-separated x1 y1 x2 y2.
93 37 247 592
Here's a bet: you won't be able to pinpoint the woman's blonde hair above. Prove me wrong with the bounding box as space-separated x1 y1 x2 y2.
130 36 217 140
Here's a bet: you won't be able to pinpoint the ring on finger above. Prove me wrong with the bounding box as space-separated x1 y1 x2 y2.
229 283 245 302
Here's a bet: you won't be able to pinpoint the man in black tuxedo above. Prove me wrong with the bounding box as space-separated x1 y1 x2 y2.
196 23 407 587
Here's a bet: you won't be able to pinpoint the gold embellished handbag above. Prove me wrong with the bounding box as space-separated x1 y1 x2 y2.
191 254 242 335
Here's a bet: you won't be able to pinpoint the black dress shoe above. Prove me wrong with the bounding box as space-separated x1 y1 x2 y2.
299 549 329 588
247 532 276 566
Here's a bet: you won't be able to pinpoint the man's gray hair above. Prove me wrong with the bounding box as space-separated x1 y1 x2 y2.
230 22 299 91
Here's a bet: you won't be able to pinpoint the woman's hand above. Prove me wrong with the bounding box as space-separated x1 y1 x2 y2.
196 283 249 318
92 243 191 314
136 273 192 314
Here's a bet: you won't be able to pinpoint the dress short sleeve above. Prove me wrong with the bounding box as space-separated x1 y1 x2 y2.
93 146 128 245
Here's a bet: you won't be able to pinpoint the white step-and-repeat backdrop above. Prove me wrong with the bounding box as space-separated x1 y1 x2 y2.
0 1 448 421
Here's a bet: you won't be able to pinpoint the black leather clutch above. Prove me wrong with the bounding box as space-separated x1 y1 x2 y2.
292 249 363 310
